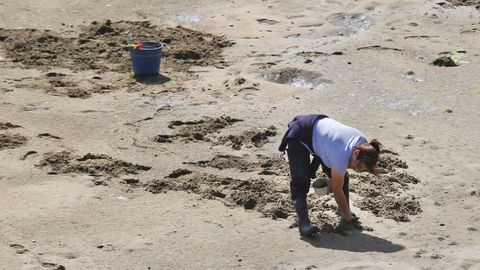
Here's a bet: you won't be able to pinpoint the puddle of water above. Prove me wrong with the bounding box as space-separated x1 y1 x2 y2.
369 92 436 116
172 12 202 23
329 13 371 36
262 68 332 91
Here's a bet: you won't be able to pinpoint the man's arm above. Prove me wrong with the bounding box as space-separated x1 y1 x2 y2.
331 167 352 222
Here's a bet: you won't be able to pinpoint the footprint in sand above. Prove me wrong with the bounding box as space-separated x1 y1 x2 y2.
20 150 38 160
243 91 257 100
257 18 279 25
37 133 62 139
9 243 29 254
338 267 384 270
41 262 66 270
462 261 480 270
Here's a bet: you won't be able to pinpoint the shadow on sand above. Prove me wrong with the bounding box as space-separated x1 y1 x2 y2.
302 231 404 253
134 74 171 85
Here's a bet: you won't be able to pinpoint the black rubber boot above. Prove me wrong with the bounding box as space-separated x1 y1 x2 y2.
293 198 319 236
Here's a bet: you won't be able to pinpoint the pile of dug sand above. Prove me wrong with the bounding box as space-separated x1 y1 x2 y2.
0 20 233 73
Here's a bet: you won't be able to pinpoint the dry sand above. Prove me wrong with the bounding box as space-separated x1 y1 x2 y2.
1 0 480 269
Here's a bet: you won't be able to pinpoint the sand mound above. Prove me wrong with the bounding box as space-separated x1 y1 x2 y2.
148 171 292 218
0 122 22 130
155 116 276 149
38 151 151 178
187 154 289 176
154 116 242 143
151 146 422 232
350 151 422 221
0 20 233 73
446 0 480 7
147 168 371 233
0 21 234 99
14 71 117 98
0 133 27 150
214 126 277 150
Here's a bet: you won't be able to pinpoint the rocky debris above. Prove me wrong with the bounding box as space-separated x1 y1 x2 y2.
431 50 466 67
432 56 458 67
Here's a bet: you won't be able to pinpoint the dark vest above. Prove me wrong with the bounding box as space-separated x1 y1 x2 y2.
278 114 328 153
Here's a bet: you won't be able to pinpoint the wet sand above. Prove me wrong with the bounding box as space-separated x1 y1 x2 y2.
1 0 479 269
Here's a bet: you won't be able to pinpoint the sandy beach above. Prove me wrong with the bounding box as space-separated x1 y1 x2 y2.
1 0 479 269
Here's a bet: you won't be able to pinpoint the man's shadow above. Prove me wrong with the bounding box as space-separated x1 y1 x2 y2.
134 74 171 85
302 231 404 253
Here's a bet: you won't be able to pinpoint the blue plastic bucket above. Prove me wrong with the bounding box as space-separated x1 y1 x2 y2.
129 41 164 76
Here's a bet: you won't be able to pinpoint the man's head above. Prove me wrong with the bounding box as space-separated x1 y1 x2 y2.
349 139 382 177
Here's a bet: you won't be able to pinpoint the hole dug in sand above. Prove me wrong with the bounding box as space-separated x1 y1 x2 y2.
328 13 371 37
262 68 332 91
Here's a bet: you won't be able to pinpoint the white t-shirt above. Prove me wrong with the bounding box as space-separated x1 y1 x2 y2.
311 118 367 174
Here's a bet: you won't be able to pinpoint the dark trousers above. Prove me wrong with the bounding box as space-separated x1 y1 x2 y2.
286 139 350 203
